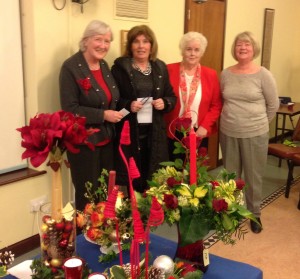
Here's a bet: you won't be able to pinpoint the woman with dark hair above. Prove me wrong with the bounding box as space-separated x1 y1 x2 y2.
59 20 123 211
111 25 176 193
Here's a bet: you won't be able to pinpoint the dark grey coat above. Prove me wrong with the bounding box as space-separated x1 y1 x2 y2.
59 51 119 144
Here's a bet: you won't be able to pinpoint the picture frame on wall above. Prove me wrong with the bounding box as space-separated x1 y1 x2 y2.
120 30 128 55
261 8 275 69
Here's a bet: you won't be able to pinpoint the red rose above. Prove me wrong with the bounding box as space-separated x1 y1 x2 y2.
198 147 207 157
212 199 228 212
181 135 202 149
164 194 178 209
175 117 192 131
180 262 197 276
166 177 181 188
210 180 220 189
235 178 246 190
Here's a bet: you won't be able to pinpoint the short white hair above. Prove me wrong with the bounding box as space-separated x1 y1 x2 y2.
79 20 113 51
179 32 208 56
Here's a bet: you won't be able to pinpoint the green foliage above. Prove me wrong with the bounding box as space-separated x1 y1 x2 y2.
99 243 130 263
84 169 109 203
109 265 127 279
183 270 203 279
0 266 7 277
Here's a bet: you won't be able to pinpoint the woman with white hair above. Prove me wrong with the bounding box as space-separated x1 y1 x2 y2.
165 31 222 159
59 20 123 211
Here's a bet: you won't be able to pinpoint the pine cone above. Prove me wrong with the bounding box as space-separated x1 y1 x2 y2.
0 251 15 268
122 263 131 278
148 266 165 279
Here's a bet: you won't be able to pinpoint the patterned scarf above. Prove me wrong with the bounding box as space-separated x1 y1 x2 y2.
179 63 201 118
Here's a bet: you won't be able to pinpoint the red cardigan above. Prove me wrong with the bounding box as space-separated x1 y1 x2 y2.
165 62 222 138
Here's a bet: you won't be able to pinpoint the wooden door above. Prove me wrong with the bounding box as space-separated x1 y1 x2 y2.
185 0 226 169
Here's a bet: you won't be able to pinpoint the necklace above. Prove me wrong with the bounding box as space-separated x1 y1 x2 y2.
132 60 152 75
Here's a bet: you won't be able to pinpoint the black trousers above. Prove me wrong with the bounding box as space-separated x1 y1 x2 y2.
67 142 114 211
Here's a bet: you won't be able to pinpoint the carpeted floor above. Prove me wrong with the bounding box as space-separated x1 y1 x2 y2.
208 180 300 279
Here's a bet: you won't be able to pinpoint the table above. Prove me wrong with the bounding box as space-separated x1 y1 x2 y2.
6 234 262 279
275 102 300 142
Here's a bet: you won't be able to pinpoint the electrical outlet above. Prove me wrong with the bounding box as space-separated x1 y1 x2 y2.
29 195 47 212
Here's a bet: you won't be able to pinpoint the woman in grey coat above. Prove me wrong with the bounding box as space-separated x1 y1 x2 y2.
59 20 123 211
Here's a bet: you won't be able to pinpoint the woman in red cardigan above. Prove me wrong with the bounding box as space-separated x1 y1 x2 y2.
165 32 222 159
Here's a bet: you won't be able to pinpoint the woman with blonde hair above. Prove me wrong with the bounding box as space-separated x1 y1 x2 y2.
219 31 279 233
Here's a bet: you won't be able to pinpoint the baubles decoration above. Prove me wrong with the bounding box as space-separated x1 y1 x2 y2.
39 202 76 268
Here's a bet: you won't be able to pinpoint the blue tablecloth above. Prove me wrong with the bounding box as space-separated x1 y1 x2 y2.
6 234 263 279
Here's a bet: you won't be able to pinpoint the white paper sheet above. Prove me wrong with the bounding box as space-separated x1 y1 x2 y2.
7 260 33 279
137 97 153 123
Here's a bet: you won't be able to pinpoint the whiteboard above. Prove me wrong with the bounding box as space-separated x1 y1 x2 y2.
0 0 27 174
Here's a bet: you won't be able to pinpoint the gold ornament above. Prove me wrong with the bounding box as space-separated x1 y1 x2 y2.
40 223 49 233
108 230 117 242
50 258 62 267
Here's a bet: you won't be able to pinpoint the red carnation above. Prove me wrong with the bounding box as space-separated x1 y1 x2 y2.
212 199 228 212
77 77 92 95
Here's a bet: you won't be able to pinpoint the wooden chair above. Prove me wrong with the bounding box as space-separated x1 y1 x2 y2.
290 153 300 210
268 116 300 198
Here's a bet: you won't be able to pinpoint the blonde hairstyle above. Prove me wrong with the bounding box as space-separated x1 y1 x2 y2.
231 31 260 61
179 32 208 56
79 20 113 52
124 25 158 61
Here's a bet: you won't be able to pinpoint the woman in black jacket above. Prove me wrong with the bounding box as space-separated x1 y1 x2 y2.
111 25 176 194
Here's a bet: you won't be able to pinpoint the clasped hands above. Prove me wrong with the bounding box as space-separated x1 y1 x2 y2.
130 98 164 113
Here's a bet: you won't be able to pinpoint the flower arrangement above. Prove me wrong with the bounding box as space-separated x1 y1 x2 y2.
17 110 98 170
76 170 133 261
140 117 257 245
17 110 100 273
75 118 258 279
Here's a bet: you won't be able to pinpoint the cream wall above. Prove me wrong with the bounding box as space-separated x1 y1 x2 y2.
225 0 300 103
1 0 300 248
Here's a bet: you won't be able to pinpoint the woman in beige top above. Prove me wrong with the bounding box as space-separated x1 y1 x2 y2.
219 31 279 234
